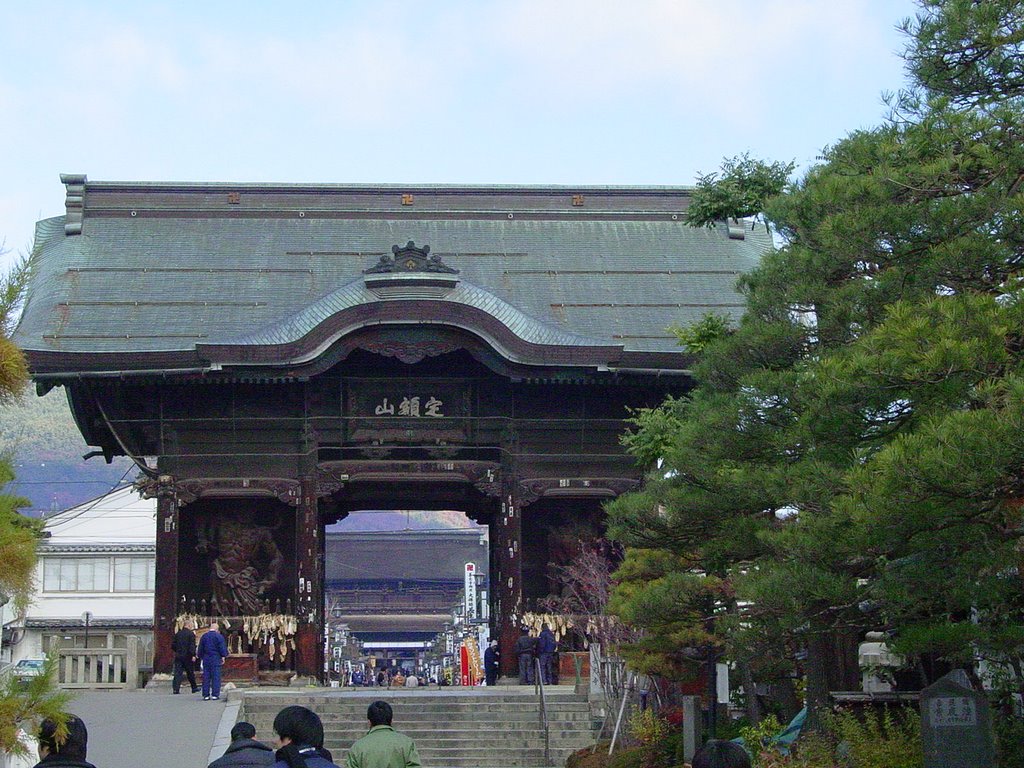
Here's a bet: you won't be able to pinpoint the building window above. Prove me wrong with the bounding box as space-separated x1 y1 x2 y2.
42 557 111 592
113 557 155 592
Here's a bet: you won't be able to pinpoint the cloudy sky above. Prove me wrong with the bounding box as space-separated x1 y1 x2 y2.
0 1 917 271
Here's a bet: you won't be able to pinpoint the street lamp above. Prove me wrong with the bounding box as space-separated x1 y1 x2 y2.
81 611 93 648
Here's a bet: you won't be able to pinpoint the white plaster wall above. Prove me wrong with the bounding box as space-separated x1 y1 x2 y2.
5 488 157 665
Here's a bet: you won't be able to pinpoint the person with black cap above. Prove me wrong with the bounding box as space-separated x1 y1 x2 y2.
209 722 274 768
483 639 500 686
34 714 96 768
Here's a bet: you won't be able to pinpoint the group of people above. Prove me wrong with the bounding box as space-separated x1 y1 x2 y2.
513 623 558 685
354 667 427 688
32 701 421 768
171 619 230 700
174 618 556 695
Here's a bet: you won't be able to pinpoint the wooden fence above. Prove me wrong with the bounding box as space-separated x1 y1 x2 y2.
52 636 140 690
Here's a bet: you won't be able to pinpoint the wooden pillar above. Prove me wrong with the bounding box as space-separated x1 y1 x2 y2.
293 476 323 680
152 481 179 673
495 478 523 677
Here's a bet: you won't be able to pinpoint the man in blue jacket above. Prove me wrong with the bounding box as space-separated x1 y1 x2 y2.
197 620 229 700
537 623 558 684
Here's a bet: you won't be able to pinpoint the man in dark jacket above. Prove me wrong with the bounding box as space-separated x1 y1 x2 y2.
198 620 229 700
483 639 500 686
209 722 274 768
172 618 199 694
34 714 97 768
514 627 537 684
536 623 558 684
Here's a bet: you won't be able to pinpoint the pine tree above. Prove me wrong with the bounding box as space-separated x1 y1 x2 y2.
0 251 70 755
607 0 1024 727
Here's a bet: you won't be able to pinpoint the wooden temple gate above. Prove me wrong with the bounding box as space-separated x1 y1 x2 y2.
14 177 769 678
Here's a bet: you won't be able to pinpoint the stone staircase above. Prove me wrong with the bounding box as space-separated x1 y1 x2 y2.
237 687 599 768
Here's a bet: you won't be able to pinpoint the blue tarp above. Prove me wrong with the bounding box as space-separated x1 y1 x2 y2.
732 707 807 757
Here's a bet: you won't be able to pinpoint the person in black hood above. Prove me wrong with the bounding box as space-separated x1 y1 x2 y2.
34 714 96 768
271 706 339 768
172 618 200 694
209 722 274 768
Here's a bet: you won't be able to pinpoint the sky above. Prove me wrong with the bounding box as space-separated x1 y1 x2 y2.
0 0 919 271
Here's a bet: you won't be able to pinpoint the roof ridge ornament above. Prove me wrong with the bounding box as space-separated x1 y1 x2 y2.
364 241 459 275
61 173 87 236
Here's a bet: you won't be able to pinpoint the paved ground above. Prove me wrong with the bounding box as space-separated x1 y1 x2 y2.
68 690 232 768
54 684 573 768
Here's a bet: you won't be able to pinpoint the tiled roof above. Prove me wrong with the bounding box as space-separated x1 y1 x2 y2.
13 178 771 374
39 543 156 554
24 618 153 629
326 531 487 582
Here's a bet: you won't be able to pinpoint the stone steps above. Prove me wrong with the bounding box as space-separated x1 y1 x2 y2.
238 688 599 767
243 709 594 722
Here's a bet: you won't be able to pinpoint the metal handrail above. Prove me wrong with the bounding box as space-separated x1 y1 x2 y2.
533 657 551 765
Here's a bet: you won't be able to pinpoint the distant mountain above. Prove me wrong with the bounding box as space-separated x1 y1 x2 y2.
1 389 475 531
0 388 135 516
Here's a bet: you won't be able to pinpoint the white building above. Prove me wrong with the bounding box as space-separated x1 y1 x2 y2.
4 486 156 666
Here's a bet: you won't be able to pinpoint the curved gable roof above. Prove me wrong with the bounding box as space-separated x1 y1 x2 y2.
200 270 619 369
13 179 771 377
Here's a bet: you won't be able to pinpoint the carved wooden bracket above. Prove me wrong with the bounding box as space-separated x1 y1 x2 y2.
357 338 460 364
319 460 500 492
471 466 502 498
315 467 348 498
136 474 177 500
517 477 641 506
167 478 302 506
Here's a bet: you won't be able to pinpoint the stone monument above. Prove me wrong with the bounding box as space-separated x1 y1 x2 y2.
921 670 995 768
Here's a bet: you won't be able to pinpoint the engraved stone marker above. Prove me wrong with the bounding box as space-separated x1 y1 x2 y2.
921 670 995 768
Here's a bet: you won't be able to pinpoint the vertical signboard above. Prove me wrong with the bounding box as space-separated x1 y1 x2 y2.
464 562 477 620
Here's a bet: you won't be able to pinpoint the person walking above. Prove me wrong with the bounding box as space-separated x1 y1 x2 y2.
484 639 500 686
536 623 557 684
209 722 274 768
345 701 421 768
272 706 340 768
33 714 96 768
514 626 536 684
197 620 229 700
172 618 200 694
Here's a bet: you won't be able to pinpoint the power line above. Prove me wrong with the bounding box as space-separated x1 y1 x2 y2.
9 480 130 485
40 468 136 526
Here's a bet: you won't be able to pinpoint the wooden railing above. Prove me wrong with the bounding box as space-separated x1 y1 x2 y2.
52 636 140 690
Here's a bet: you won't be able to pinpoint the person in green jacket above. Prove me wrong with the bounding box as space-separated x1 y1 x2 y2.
345 701 421 768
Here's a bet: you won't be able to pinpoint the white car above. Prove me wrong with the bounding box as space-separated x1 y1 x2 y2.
10 658 46 682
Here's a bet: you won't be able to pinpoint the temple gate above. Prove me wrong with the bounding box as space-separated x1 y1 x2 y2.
13 177 769 677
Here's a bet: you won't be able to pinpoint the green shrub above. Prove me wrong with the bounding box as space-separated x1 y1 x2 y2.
824 707 921 768
994 710 1024 768
566 742 613 768
629 708 670 746
609 746 646 768
739 714 783 765
729 707 921 768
